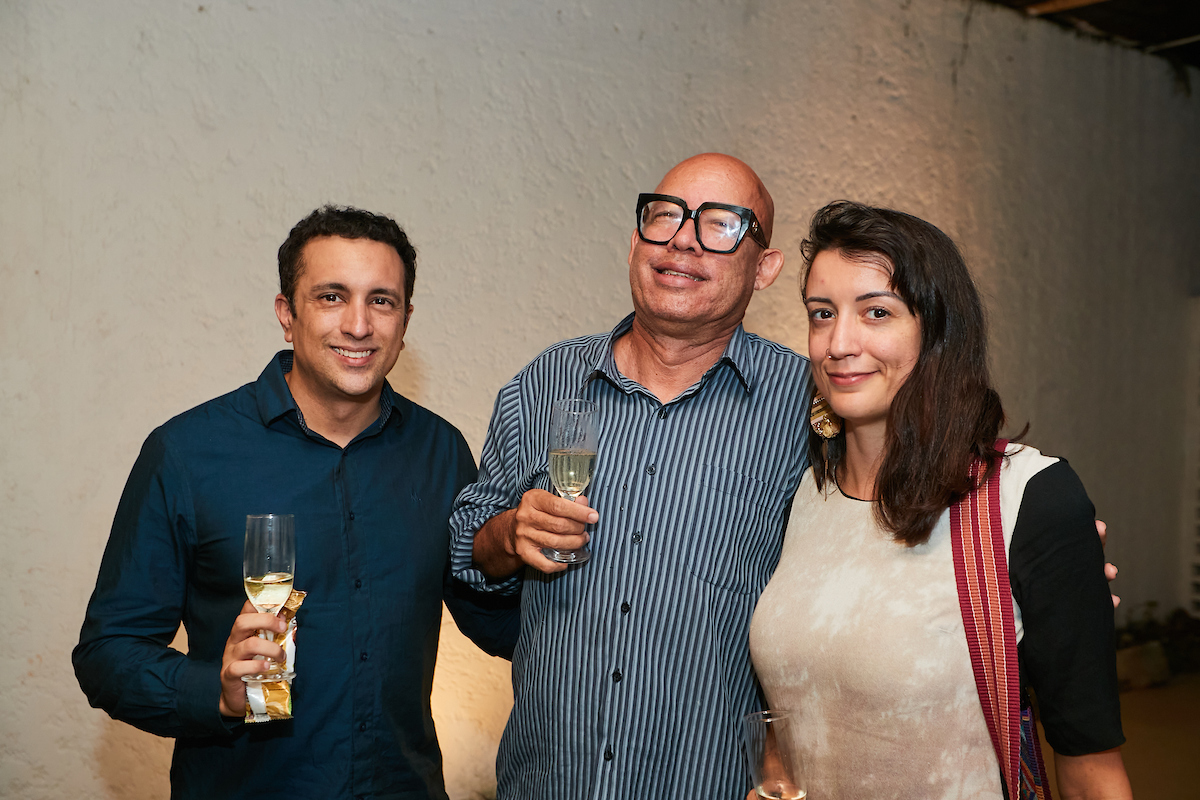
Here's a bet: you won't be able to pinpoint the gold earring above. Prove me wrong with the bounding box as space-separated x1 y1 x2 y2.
809 392 841 439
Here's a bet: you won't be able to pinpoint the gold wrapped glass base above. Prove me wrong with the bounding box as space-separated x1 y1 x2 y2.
243 589 305 723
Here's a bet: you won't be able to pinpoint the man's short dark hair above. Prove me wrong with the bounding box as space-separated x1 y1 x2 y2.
278 205 417 312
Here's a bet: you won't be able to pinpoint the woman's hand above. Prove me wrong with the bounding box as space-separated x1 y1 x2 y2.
1096 519 1120 608
1054 747 1132 799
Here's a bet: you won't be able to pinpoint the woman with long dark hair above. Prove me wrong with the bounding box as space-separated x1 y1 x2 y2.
748 201 1131 799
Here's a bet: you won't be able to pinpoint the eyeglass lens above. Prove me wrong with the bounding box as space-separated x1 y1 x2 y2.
639 198 746 253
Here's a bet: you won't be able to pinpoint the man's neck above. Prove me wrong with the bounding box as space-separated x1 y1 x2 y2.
284 372 382 449
613 316 739 404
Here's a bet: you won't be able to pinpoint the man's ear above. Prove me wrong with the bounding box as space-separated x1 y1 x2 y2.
274 294 295 343
753 248 785 291
399 304 413 351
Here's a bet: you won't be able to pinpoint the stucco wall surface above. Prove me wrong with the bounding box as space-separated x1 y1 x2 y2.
2 1 1198 798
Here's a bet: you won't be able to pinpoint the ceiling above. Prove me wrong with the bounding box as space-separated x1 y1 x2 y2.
983 0 1200 70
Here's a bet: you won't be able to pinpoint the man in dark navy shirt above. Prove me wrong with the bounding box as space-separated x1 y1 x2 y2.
74 206 515 800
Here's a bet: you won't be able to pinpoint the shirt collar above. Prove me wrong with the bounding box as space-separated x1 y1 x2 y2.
255 350 403 435
588 313 755 397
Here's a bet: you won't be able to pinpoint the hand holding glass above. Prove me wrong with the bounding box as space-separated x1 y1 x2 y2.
743 710 805 800
242 514 295 679
543 399 598 564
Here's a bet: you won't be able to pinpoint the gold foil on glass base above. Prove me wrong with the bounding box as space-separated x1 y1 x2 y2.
244 589 305 723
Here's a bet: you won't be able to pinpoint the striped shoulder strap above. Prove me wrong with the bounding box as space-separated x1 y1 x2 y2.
949 441 1051 800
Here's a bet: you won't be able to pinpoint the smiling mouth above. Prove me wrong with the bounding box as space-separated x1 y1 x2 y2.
656 267 704 282
826 371 875 386
333 347 374 360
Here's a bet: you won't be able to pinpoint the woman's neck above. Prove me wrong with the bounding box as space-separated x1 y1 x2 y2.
838 421 888 501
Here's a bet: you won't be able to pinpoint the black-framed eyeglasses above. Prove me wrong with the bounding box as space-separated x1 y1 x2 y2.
636 193 769 254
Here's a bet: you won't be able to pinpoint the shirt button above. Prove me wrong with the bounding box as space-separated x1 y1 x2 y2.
360 651 369 662
620 601 631 614
632 531 643 544
358 722 367 732
349 511 355 520
658 407 667 420
645 464 656 475
354 579 363 589
603 745 614 761
612 669 622 683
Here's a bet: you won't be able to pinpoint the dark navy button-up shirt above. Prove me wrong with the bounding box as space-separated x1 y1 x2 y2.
450 315 812 800
75 352 517 800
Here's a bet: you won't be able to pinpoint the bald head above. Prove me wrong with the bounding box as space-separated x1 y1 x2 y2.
654 153 776 246
625 152 786 346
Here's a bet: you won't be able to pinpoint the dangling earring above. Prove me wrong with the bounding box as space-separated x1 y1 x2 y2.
809 392 841 439
810 391 842 490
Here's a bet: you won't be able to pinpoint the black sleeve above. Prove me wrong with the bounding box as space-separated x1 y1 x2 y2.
442 568 521 660
1009 459 1125 756
72 430 234 738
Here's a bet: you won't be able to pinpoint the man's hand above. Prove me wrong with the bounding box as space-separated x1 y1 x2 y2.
218 600 288 717
1096 519 1120 609
472 489 599 577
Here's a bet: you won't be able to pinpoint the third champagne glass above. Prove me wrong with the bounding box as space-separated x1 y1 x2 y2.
543 398 598 564
743 710 805 799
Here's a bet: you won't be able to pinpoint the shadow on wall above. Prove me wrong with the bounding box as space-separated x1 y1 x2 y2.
388 347 427 403
95 717 173 798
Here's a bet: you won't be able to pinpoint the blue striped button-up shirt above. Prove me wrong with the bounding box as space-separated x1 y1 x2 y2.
450 314 812 800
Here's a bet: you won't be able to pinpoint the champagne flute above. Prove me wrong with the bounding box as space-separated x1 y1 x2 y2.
243 514 295 679
743 710 805 800
542 398 598 564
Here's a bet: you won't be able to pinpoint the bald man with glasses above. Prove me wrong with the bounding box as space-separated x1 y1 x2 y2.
450 153 812 799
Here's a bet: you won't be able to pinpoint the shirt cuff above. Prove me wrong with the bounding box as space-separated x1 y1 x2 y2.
450 506 525 595
176 657 242 736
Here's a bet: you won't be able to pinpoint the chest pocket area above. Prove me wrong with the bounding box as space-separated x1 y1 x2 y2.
685 463 784 594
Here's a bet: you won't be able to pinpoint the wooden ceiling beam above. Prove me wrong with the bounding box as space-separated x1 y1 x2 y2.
1145 32 1200 54
1023 0 1110 17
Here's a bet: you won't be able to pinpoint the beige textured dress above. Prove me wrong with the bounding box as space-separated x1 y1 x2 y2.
748 446 1056 800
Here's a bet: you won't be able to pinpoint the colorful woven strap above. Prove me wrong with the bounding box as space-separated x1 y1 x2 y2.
950 441 1051 800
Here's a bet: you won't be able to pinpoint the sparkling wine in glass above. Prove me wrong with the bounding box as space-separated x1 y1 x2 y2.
743 710 806 800
243 514 295 679
543 398 598 564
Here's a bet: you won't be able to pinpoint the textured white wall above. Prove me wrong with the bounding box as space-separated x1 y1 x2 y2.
3 1 1198 797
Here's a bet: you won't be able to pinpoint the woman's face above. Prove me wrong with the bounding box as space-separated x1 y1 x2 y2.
805 249 921 434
